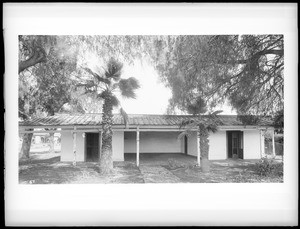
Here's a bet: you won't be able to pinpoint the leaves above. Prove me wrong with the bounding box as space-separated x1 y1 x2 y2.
105 58 123 80
273 109 284 133
237 115 260 125
177 129 194 140
179 118 197 129
154 35 284 116
120 107 129 128
118 77 140 99
179 113 222 134
18 35 78 74
110 95 120 107
80 56 140 117
19 36 78 119
98 90 120 108
82 67 110 85
187 96 207 115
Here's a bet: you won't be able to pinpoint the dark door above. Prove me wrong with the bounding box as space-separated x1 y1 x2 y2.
238 132 244 159
184 135 188 155
86 133 99 162
227 132 233 158
227 131 243 159
232 132 239 157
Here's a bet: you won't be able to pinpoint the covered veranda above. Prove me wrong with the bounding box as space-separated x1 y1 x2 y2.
19 119 202 167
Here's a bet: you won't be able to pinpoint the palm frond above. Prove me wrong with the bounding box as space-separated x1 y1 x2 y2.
105 58 123 81
83 88 96 95
76 81 96 95
177 129 193 140
209 112 224 126
118 77 140 99
120 107 129 129
187 96 207 115
210 110 223 116
205 123 219 133
83 67 110 85
110 83 119 91
97 90 109 100
98 91 119 107
179 119 196 129
110 95 120 107
76 80 95 89
96 91 119 107
179 113 223 134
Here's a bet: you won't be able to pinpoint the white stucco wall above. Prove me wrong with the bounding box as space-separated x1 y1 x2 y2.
208 131 227 160
61 131 124 162
34 136 42 144
60 128 263 162
185 129 261 160
186 131 227 159
61 131 85 162
124 131 182 153
112 131 124 161
187 131 198 157
243 130 261 159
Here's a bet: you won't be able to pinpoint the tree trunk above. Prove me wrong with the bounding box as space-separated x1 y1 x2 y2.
48 132 55 154
200 127 210 173
99 97 114 174
20 130 33 159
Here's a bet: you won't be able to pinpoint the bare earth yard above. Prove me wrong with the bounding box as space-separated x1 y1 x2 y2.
19 152 283 184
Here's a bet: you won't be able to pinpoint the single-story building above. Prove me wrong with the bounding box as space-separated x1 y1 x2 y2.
19 113 276 166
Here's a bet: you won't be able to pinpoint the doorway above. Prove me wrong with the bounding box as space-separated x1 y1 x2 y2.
85 133 100 162
184 135 188 155
227 131 244 159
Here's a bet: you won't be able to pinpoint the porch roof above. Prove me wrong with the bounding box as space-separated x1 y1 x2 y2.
19 113 273 128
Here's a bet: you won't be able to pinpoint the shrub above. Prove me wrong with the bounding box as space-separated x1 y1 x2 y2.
272 161 284 176
255 157 283 177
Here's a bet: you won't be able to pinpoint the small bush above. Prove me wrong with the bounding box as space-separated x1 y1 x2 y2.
272 162 284 176
255 157 283 177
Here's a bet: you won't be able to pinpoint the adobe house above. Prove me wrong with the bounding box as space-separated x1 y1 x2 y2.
19 114 276 166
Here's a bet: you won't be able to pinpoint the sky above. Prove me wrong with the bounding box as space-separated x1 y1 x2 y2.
114 60 237 115
117 60 172 115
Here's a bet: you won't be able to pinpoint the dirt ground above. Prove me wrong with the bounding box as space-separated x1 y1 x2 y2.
19 152 283 184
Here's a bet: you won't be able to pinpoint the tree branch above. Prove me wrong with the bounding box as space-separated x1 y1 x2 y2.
19 46 47 73
222 49 284 66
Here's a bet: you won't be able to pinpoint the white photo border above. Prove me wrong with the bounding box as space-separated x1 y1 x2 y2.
4 3 298 226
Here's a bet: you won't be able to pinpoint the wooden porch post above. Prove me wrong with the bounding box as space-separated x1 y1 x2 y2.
73 127 77 166
136 126 140 167
197 131 200 167
260 129 265 158
272 129 276 158
259 130 262 158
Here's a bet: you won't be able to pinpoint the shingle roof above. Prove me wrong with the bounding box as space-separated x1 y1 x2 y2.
19 113 273 127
